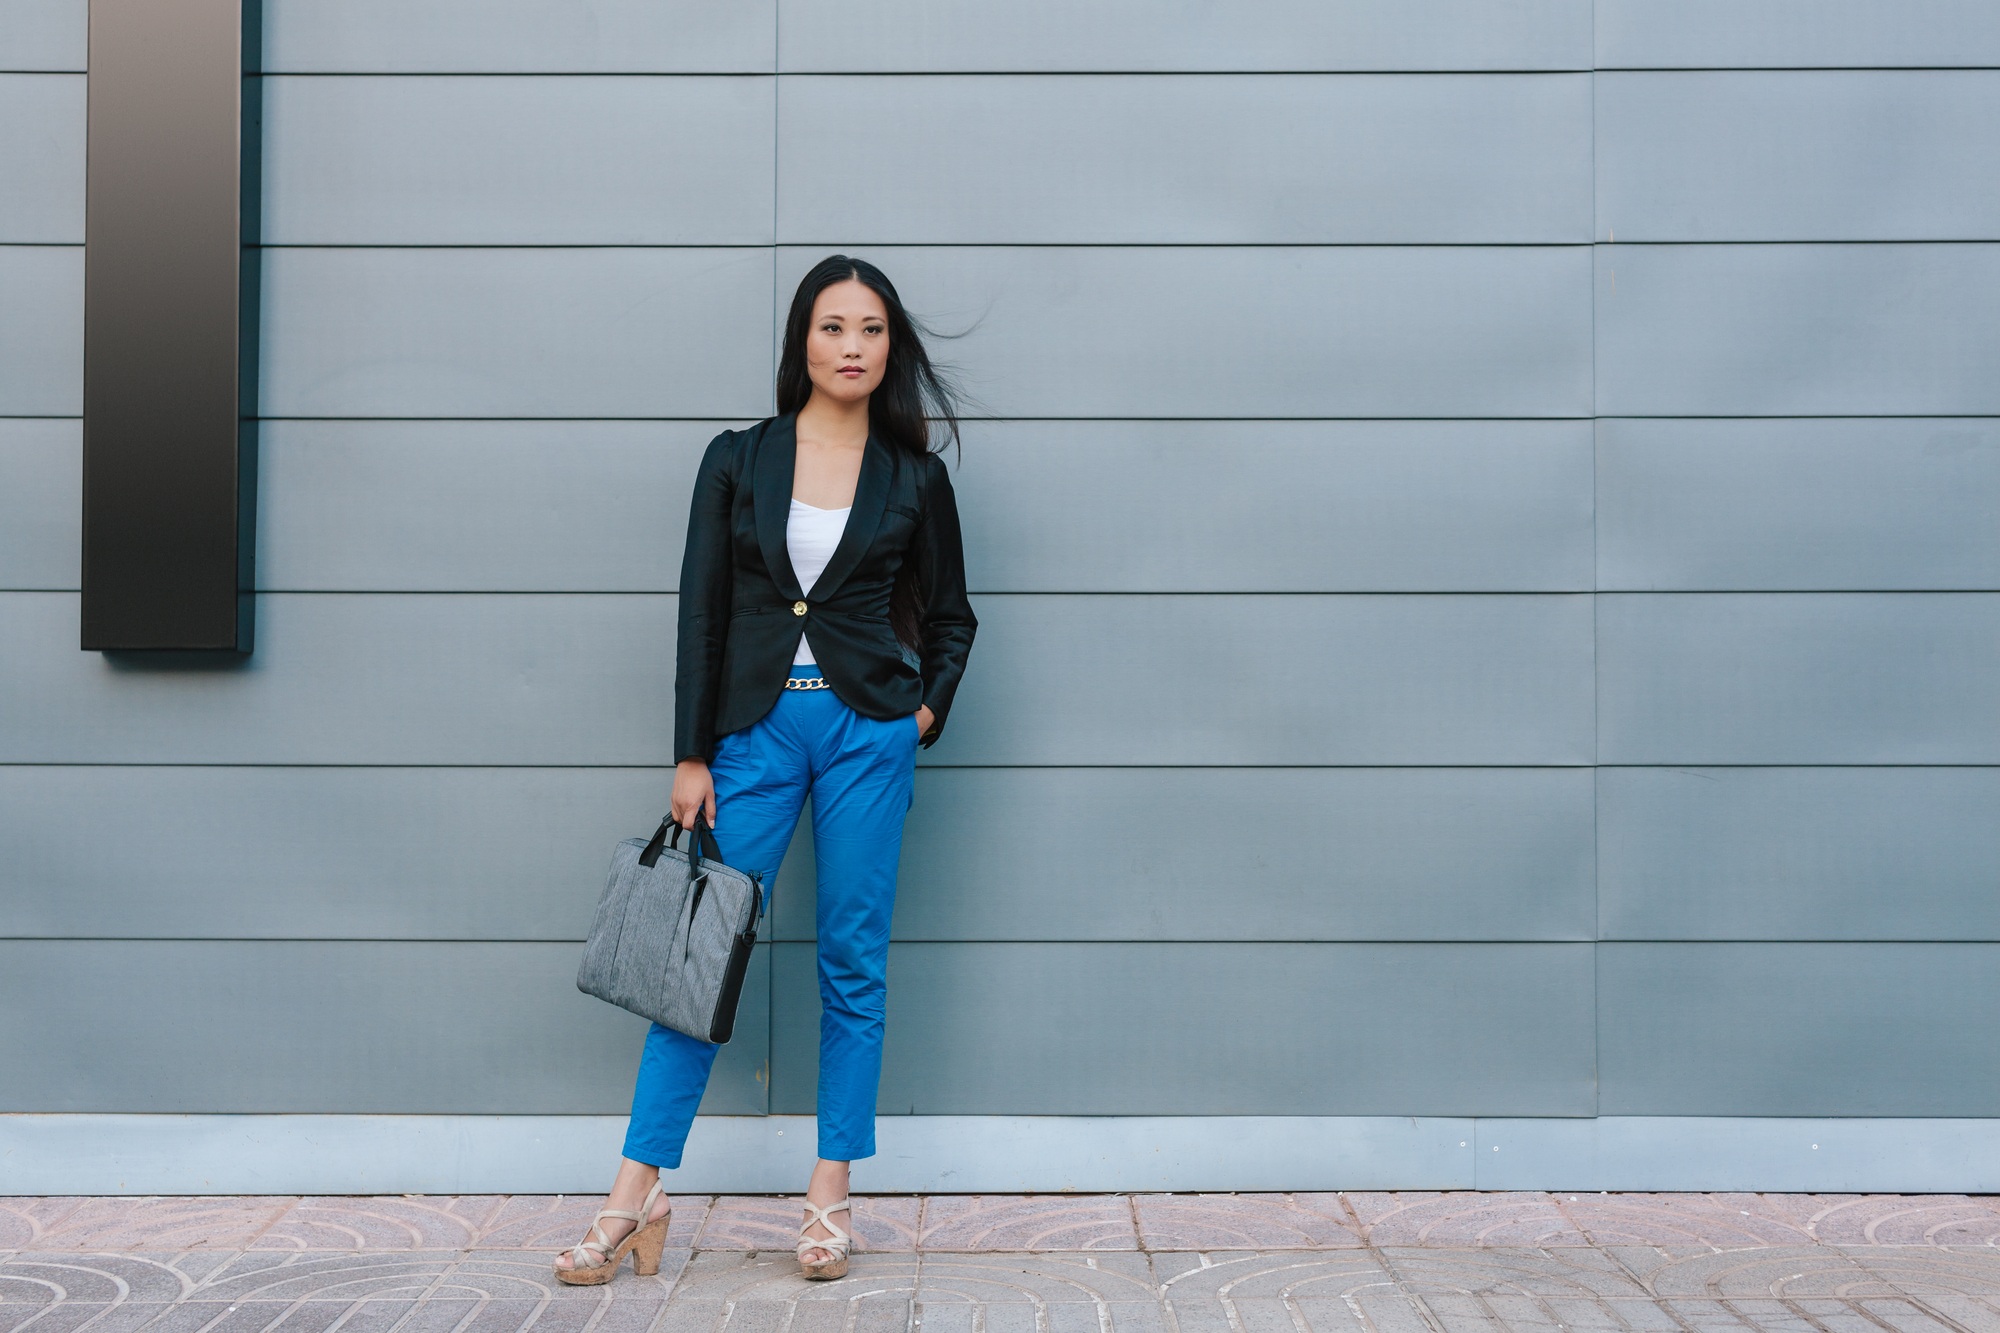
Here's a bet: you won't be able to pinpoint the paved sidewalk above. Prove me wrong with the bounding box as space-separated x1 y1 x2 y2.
6 1193 2000 1333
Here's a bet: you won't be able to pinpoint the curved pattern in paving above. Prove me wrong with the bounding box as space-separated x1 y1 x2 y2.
4 1194 2000 1333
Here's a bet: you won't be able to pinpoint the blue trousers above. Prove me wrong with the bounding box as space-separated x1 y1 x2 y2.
622 665 920 1167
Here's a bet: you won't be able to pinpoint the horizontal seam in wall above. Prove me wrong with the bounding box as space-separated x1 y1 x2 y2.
247 241 1604 250
10 938 1998 946
15 240 2000 250
5 414 1985 425
2 761 1992 771
8 762 1997 770
14 588 2000 597
238 66 2000 75
11 410 2000 420
18 588 2000 596
248 68 1605 77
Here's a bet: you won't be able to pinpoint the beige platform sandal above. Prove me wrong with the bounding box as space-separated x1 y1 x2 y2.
554 1179 671 1286
796 1197 852 1280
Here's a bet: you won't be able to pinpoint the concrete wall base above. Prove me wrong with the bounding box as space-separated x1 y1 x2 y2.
6 1115 2000 1195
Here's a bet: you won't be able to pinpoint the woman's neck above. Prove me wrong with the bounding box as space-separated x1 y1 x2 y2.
796 392 870 451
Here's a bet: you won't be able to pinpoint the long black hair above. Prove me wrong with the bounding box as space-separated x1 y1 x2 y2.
775 255 964 649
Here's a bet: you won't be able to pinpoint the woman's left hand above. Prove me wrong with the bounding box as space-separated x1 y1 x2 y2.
913 705 935 741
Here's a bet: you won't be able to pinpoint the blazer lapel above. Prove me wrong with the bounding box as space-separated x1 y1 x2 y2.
808 432 893 602
753 412 804 600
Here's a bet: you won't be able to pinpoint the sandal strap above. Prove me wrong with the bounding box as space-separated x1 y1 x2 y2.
568 1183 670 1267
797 1198 852 1259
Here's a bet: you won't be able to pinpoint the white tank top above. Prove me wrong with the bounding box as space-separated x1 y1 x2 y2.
786 498 851 665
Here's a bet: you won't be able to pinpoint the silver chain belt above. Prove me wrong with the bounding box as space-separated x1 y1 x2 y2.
784 677 832 691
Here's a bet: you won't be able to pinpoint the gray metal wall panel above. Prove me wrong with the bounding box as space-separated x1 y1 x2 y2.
1599 944 2000 1116
0 767 664 941
261 0 775 73
1595 0 2000 69
771 767 1596 943
255 420 714 592
0 74 81 242
1598 767 2000 942
771 942 1597 1115
0 245 81 415
960 421 1595 593
1594 243 2000 417
262 76 775 245
2 592 1594 765
777 75 1591 244
948 594 1595 766
776 246 1594 419
0 418 79 590
1596 72 2000 243
2 765 1592 945
0 0 82 71
259 247 774 419
1596 418 2000 592
1 591 676 765
1598 594 2000 765
253 419 1593 594
777 0 1592 72
0 940 767 1113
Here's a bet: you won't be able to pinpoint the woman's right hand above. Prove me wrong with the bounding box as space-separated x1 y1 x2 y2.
671 759 717 830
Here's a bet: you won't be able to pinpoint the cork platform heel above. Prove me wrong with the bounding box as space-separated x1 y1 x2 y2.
796 1198 852 1280
554 1179 671 1286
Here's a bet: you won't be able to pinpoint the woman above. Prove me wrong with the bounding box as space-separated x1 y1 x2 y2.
555 255 977 1285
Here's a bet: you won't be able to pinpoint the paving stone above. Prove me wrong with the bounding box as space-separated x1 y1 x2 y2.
1714 1298 1840 1333
1609 1247 1881 1299
1897 1296 2000 1333
18 1194 2000 1333
700 1196 921 1252
0 1253 194 1304
1134 1193 1364 1250
476 1193 712 1252
1348 1290 1454 1333
1381 1248 1653 1300
24 1198 297 1252
1558 1196 1815 1249
1292 1294 1396 1333
591 1296 681 1333
921 1196 1140 1251
665 1248 918 1303
170 1250 245 1283
1548 1295 1684 1332
252 1195 508 1251
0 1202 84 1251
1351 1194 1588 1248
1418 1291 1529 1333
193 1250 451 1303
449 1249 686 1299
1841 1246 2000 1296
1153 1248 1392 1301
1653 1299 1755 1332
253 1304 356 1333
8 1303 176 1333
918 1251 1160 1302
1805 1197 2000 1247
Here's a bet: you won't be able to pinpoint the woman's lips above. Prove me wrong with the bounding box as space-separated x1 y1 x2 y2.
837 367 865 377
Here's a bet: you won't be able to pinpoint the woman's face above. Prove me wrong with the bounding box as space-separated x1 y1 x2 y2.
804 279 890 406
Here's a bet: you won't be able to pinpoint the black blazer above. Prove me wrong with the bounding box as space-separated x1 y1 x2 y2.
674 412 977 763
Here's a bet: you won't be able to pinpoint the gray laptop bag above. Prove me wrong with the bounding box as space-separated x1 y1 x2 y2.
577 816 764 1044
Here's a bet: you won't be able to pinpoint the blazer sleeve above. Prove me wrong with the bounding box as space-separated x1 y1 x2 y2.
673 431 738 763
913 452 978 747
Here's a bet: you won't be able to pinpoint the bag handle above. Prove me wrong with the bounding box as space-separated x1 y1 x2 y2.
637 813 721 869
668 814 723 871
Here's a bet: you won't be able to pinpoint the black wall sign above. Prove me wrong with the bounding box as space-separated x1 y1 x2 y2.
82 0 261 652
